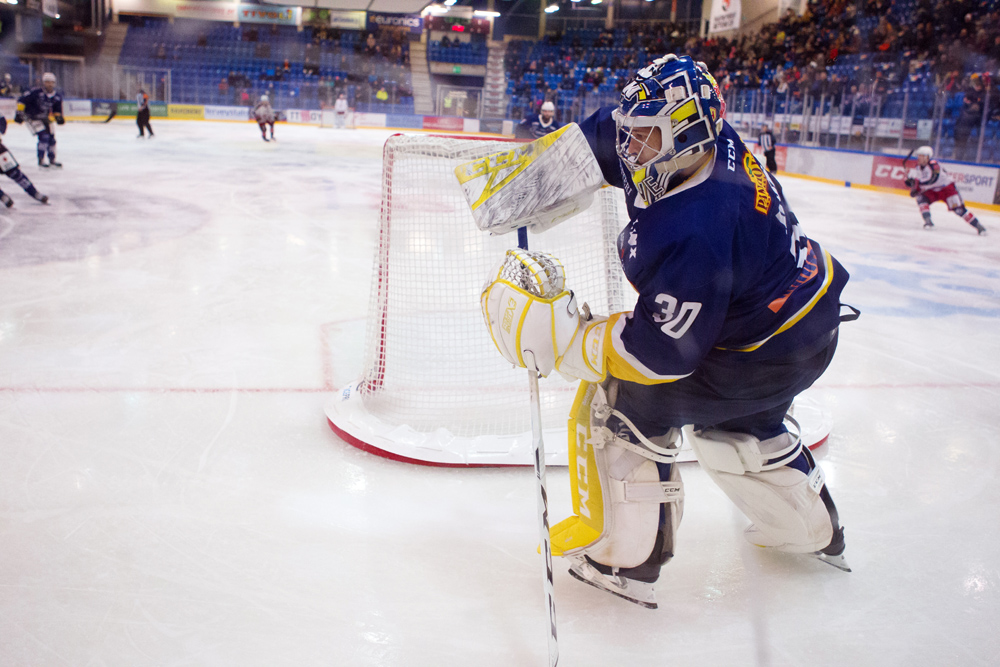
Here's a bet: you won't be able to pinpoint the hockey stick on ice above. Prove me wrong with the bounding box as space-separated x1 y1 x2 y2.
518 225 560 667
67 108 117 124
902 147 915 168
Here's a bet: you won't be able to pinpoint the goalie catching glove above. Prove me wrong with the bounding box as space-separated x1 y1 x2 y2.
481 249 608 382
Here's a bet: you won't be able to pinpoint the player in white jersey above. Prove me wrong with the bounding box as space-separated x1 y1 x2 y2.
333 93 349 128
904 146 986 235
253 95 276 142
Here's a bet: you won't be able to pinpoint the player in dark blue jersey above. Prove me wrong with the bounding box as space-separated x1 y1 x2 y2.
483 55 855 608
0 116 49 206
514 101 561 140
575 54 854 603
15 72 64 168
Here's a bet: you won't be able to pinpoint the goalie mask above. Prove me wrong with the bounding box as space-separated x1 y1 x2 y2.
614 55 724 205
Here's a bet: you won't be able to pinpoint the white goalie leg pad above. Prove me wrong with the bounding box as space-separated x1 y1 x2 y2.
689 428 833 553
552 381 683 568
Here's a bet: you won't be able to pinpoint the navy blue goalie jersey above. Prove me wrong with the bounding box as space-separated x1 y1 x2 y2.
578 106 850 385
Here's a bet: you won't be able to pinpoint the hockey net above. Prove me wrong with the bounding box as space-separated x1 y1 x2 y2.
325 133 634 466
320 105 355 129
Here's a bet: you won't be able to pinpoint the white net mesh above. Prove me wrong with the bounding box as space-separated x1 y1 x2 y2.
358 133 632 439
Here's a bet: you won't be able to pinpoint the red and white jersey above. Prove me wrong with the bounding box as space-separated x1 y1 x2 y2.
253 102 275 123
907 160 954 194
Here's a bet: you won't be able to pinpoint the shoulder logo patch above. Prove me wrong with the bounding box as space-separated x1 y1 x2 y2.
742 152 771 214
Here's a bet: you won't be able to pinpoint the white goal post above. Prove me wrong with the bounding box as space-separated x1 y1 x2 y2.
325 133 832 466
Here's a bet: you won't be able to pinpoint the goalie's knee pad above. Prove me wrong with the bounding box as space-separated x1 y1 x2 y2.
688 427 834 553
551 380 683 569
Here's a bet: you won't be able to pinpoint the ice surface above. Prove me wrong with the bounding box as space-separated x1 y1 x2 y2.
1 119 999 666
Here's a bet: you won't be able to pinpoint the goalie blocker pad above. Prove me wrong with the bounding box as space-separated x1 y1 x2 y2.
454 123 605 235
550 381 683 568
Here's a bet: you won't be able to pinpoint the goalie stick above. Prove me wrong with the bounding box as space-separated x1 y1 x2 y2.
518 226 560 667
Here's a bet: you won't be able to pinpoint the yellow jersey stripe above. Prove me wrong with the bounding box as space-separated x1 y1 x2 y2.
604 313 689 385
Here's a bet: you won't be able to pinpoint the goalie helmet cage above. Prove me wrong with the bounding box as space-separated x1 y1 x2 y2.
324 133 833 466
325 132 632 466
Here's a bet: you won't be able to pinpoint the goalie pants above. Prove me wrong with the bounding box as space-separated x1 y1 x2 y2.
615 328 839 442
585 328 840 583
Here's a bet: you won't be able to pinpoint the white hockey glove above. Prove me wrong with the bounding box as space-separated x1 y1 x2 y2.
481 249 608 382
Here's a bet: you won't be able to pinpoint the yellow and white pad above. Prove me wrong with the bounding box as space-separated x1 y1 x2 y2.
687 428 833 553
454 123 605 235
550 381 683 568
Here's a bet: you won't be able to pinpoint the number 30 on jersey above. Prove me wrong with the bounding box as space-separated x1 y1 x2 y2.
652 294 701 339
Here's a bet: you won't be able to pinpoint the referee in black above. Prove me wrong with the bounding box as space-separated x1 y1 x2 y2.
136 89 154 138
759 123 776 172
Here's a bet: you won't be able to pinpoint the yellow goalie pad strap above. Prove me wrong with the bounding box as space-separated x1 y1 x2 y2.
550 382 606 556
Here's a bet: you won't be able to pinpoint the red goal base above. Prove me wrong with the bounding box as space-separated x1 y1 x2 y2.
325 383 831 468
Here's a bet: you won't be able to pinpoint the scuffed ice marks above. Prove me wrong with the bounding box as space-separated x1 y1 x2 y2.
0 189 210 268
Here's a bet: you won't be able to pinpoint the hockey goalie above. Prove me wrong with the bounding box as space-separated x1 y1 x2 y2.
465 55 856 609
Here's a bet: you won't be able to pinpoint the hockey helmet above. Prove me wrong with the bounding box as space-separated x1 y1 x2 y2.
260 94 269 103
915 145 933 159
614 54 725 204
42 72 56 83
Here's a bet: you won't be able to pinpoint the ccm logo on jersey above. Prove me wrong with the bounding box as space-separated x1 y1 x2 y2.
743 153 772 214
727 139 737 172
502 296 517 333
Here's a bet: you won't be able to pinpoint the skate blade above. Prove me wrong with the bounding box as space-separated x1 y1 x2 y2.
813 551 852 572
567 567 657 609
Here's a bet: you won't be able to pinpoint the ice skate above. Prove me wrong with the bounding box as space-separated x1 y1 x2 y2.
973 221 987 235
0 192 12 208
49 161 62 168
262 136 269 142
746 524 851 572
812 550 852 572
923 220 934 229
566 555 658 609
33 192 48 204
38 159 48 168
